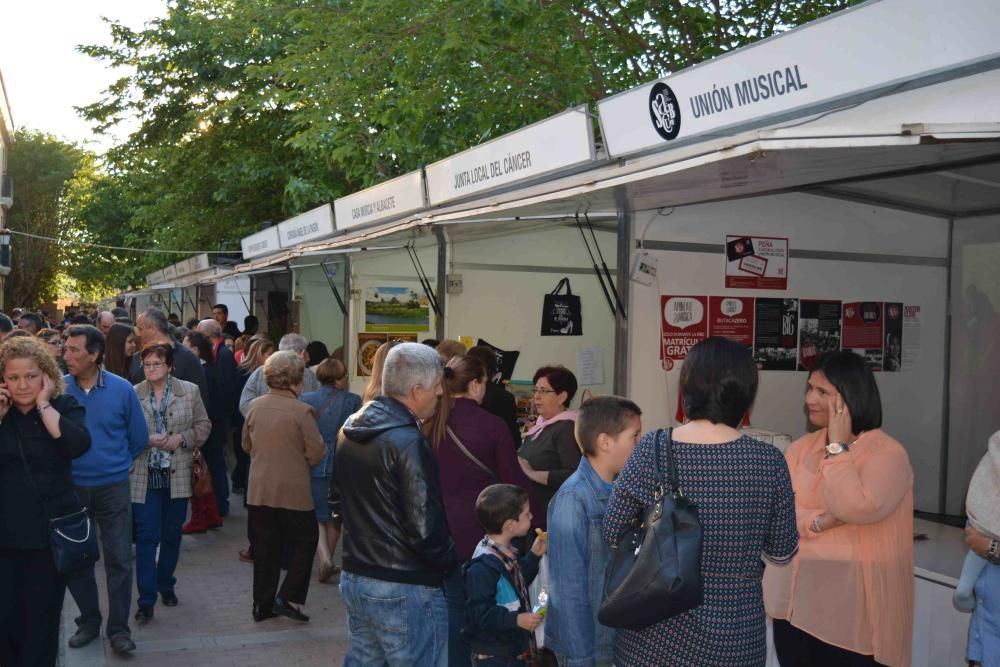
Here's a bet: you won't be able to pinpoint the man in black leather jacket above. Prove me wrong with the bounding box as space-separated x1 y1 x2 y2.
330 342 457 666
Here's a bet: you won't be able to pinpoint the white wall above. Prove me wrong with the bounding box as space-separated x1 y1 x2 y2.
293 263 347 356
215 276 251 331
627 192 949 511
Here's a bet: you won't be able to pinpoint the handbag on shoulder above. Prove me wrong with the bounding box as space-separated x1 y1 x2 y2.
14 432 100 575
598 428 703 630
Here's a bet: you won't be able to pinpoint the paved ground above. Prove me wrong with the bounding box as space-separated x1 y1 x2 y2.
60 495 348 667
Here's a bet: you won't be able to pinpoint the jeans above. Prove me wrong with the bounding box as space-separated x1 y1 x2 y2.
443 565 471 667
133 487 189 609
340 571 448 667
202 431 230 516
66 479 133 639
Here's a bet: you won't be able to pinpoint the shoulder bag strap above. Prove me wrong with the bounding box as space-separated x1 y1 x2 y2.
13 428 49 514
562 278 573 295
663 426 682 496
445 425 497 480
550 278 569 295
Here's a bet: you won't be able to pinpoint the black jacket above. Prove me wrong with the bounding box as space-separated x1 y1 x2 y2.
330 395 457 586
463 548 540 658
0 394 92 550
481 383 522 449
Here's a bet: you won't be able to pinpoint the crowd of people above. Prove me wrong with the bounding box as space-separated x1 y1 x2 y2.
0 303 997 667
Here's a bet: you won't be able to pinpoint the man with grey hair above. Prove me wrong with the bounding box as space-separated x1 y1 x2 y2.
127 308 208 405
239 333 319 417
96 311 115 336
331 343 456 666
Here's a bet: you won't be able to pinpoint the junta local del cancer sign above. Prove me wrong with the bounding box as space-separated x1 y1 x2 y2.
660 295 708 370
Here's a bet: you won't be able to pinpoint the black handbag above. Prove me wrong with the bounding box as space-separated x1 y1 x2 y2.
15 431 100 575
598 428 703 630
540 278 582 336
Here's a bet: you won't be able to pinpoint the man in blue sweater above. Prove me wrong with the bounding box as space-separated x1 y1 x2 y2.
62 325 148 654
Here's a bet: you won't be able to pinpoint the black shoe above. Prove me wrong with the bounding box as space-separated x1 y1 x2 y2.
252 603 277 622
272 597 309 622
135 606 154 625
68 627 99 649
161 591 178 607
109 635 136 654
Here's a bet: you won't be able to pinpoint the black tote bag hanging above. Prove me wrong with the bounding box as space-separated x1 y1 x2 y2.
598 428 703 630
540 278 582 336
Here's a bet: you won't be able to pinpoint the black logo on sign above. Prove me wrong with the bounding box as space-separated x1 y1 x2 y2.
648 82 681 141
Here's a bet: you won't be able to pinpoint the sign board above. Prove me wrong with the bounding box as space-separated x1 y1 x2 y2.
162 264 178 281
659 295 708 370
596 0 1000 157
708 296 753 347
241 226 281 260
277 204 335 249
425 106 594 206
189 253 211 273
334 170 425 231
146 270 164 286
725 236 788 289
843 301 884 371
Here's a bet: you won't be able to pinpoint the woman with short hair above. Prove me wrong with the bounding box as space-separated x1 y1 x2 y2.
0 336 91 666
242 351 326 623
764 350 914 667
131 343 211 624
299 358 361 583
605 337 798 667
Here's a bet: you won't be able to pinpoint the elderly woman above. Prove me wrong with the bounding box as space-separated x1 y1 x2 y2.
242 351 326 623
0 336 91 667
604 337 798 667
131 343 211 624
764 350 914 667
299 358 361 583
517 365 580 525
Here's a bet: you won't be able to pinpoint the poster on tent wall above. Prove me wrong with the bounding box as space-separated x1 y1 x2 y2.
753 298 798 370
725 236 789 290
660 295 708 370
883 302 903 372
364 285 431 333
798 300 842 371
708 296 754 348
842 302 884 371
902 305 921 371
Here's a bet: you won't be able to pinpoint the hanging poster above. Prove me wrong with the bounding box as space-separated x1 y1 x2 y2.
357 333 387 377
660 295 708 370
725 236 789 290
364 285 431 333
708 296 754 348
753 298 799 370
902 305 921 371
798 300 842 371
883 302 903 372
842 301 884 371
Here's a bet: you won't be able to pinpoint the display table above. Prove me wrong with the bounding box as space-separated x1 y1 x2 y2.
741 427 793 453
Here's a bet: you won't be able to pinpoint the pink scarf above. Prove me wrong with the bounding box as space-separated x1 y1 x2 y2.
525 410 577 441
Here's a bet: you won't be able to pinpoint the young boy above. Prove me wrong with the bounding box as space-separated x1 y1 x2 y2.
464 484 548 666
545 396 642 667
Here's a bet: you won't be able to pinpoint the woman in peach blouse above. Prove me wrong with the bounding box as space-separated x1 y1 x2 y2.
763 351 914 667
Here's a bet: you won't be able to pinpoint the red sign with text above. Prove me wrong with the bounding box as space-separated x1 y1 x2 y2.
660 295 708 370
708 296 754 347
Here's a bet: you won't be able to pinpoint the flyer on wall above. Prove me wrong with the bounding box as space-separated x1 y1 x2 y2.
753 298 799 370
798 300 842 371
842 301 884 371
708 296 754 348
660 295 708 370
725 236 789 290
883 302 903 372
902 305 921 371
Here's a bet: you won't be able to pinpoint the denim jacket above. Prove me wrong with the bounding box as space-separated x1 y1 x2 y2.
545 457 615 666
300 386 361 478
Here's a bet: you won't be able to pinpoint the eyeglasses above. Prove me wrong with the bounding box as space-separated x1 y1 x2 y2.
532 386 557 395
142 362 167 370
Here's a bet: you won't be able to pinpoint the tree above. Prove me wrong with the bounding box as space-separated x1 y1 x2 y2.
4 129 88 308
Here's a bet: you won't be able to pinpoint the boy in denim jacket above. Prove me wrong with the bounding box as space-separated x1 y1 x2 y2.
464 484 547 666
546 396 643 667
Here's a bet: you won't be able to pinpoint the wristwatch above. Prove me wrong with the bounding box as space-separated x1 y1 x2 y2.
825 441 850 456
988 539 1000 565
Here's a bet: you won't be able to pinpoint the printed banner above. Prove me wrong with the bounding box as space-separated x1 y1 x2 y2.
725 236 789 290
883 302 903 372
842 301 884 371
660 295 708 370
364 285 431 333
708 296 754 347
902 305 921 371
798 300 842 371
753 298 799 370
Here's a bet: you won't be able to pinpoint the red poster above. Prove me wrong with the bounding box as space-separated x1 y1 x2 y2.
842 302 884 370
660 295 708 370
725 236 789 290
708 296 754 347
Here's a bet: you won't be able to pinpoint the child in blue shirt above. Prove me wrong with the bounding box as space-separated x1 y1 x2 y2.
546 396 643 667
463 484 547 666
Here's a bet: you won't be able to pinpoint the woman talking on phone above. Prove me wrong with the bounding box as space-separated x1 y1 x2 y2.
0 336 91 667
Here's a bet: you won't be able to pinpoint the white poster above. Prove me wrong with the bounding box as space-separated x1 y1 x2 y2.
902 304 921 371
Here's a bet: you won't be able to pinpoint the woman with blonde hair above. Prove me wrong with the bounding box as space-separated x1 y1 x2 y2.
361 340 400 403
0 336 91 666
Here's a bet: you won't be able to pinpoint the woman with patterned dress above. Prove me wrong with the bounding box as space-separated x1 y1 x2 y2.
603 337 799 667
